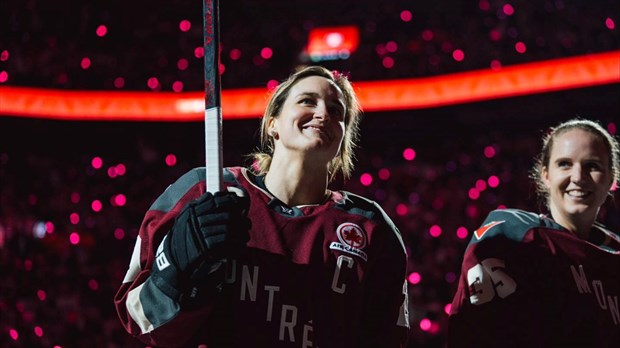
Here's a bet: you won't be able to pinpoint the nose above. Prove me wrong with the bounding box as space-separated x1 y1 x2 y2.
570 164 587 184
313 104 330 121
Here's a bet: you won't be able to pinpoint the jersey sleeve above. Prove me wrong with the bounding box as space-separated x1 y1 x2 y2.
357 199 410 347
447 209 552 347
114 167 216 347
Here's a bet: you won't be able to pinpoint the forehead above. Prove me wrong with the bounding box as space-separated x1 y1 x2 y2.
551 129 609 158
289 75 344 99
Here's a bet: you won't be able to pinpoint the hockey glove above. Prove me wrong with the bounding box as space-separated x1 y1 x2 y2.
151 190 251 305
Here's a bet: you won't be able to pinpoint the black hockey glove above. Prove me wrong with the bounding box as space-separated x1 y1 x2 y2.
150 190 251 306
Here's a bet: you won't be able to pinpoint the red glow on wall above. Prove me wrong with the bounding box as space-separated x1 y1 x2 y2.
1 51 618 121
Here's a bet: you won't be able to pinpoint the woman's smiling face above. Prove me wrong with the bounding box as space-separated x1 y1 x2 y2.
269 75 346 162
542 128 613 230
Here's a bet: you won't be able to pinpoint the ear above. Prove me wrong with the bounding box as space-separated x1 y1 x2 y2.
267 117 279 139
541 166 551 188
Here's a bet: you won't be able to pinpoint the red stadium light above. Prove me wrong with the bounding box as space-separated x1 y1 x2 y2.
304 25 360 61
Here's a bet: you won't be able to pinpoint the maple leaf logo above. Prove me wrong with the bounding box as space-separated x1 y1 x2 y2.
336 223 366 249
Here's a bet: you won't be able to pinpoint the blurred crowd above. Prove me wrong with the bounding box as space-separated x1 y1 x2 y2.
1 0 618 91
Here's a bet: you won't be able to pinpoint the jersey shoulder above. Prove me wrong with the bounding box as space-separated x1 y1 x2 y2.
336 191 405 248
469 208 561 245
336 191 390 223
148 166 246 212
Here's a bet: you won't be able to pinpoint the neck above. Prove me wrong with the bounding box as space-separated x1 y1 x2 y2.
264 156 329 206
550 207 597 240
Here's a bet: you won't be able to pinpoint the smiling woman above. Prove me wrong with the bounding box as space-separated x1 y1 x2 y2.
114 65 410 348
448 118 620 348
537 121 620 239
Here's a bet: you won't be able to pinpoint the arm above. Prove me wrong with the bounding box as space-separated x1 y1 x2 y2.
359 206 410 347
114 169 249 347
447 210 548 347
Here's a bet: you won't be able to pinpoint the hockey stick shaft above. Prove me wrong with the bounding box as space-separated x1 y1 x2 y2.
203 0 223 193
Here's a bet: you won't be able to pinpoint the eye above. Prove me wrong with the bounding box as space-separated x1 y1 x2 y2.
584 162 603 171
557 160 571 168
299 97 316 106
328 106 344 120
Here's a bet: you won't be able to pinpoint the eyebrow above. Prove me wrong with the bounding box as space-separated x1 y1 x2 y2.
295 92 346 109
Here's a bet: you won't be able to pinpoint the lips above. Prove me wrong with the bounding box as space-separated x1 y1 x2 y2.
303 124 332 140
565 189 591 199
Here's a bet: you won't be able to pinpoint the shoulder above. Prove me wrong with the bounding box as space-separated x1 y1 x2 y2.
149 166 248 212
469 208 550 245
336 191 405 249
335 191 390 222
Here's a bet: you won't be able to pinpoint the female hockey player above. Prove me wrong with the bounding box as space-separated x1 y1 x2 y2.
115 66 410 347
448 118 620 347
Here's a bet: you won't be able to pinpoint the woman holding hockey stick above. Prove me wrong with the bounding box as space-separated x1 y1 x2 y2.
448 118 620 347
115 66 410 347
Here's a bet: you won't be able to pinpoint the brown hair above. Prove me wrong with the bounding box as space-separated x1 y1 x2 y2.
530 118 620 208
250 65 362 181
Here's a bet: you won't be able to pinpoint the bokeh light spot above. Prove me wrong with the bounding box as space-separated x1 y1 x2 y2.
468 188 480 200
260 47 273 59
69 232 80 245
165 154 177 166
37 289 47 301
396 203 408 216
172 81 184 92
452 49 465 61
91 156 103 169
34 326 43 337
490 59 502 71
456 226 469 239
403 148 416 161
419 318 432 331
88 279 99 291
179 19 191 32
114 194 127 206
230 48 242 60
503 4 515 16
70 212 80 225
483 145 496 158
408 272 421 285
91 200 103 212
378 168 391 180
114 77 125 88
96 25 108 37
429 225 442 237
488 175 500 188
360 173 373 186
400 10 413 22
81 57 91 69
382 56 395 69
114 228 126 240
177 58 189 70
475 179 487 191
9 329 18 340
421 29 434 41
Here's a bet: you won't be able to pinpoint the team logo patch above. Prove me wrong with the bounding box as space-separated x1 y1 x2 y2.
474 220 505 240
330 223 368 261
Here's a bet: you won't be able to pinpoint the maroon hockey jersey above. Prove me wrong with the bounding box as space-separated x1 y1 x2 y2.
115 166 409 347
448 208 620 348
